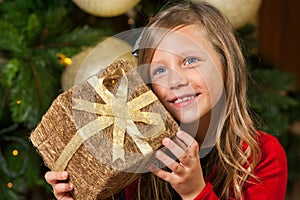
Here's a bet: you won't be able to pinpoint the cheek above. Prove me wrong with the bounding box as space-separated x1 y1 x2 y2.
196 67 224 107
152 84 167 102
208 77 224 105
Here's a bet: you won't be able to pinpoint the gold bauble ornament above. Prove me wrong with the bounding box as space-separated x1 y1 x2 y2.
72 0 141 17
61 48 92 91
61 37 137 91
193 0 262 29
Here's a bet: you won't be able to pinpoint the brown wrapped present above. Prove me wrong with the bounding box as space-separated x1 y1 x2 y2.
30 60 178 200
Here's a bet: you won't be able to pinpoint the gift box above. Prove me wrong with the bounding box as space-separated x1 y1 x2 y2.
30 59 178 200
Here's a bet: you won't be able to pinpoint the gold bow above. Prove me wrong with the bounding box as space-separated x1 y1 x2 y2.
54 68 165 171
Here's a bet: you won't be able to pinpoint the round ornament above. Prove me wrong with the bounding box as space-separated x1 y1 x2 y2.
72 0 141 17
61 37 136 91
61 48 92 91
193 0 262 29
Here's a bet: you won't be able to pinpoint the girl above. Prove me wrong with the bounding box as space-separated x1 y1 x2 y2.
45 2 287 199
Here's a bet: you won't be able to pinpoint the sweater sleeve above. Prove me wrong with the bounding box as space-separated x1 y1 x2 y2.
242 132 288 200
193 132 287 200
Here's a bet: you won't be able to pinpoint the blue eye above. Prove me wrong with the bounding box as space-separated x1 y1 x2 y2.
153 67 167 75
185 57 199 65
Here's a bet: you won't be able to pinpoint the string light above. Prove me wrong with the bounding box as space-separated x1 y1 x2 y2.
16 99 22 104
126 9 136 28
7 182 13 188
12 149 19 156
57 53 72 67
127 18 135 26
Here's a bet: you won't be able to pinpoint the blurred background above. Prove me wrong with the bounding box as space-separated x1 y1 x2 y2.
0 0 299 199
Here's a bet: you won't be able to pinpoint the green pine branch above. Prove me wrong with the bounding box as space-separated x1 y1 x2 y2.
0 0 114 198
0 0 112 128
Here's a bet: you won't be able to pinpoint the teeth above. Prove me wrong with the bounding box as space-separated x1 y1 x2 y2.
174 95 195 103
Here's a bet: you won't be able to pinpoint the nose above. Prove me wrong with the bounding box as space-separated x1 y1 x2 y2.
168 68 188 89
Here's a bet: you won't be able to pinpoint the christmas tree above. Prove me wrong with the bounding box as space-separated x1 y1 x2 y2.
0 0 113 199
0 0 299 199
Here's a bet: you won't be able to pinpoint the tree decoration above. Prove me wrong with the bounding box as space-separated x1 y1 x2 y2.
61 37 137 91
12 149 19 156
60 48 92 91
193 0 262 29
57 53 72 67
7 182 13 189
0 0 109 128
0 135 29 179
0 0 111 198
72 0 141 17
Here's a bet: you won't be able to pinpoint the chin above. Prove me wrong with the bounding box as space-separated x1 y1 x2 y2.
175 108 211 125
175 113 201 125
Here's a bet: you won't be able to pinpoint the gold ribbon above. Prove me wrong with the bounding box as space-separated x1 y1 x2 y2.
54 68 165 171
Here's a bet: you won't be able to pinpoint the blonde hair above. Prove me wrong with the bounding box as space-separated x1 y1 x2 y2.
135 1 261 199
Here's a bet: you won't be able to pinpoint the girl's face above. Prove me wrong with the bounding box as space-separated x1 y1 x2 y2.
150 25 224 124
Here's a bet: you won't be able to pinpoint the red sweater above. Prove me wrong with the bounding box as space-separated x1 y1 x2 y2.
125 131 288 199
194 131 288 200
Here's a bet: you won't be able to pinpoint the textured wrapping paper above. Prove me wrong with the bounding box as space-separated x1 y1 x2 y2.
30 60 178 199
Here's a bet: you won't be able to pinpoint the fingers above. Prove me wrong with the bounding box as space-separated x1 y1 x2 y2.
45 171 74 200
176 131 196 150
150 164 174 183
54 187 74 200
150 130 200 173
53 182 73 194
155 150 185 175
173 136 187 150
162 131 199 164
176 130 199 157
150 130 205 199
45 171 69 185
149 156 184 185
162 137 185 161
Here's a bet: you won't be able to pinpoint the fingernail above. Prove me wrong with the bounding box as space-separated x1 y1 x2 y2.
162 137 170 145
69 183 74 190
177 130 183 136
155 150 162 157
61 171 68 179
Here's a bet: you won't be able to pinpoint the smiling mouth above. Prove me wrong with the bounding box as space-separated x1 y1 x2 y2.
171 93 200 104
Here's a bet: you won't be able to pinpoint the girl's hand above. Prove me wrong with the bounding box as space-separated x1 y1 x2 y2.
150 130 206 200
44 171 74 200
